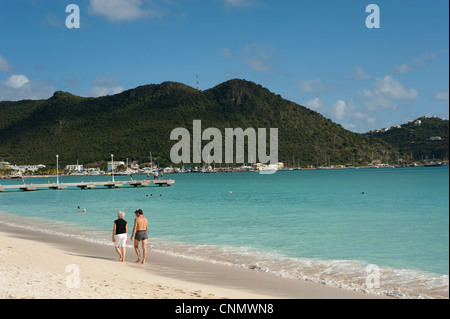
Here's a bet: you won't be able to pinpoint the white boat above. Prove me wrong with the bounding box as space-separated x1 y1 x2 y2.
202 166 217 173
258 164 278 175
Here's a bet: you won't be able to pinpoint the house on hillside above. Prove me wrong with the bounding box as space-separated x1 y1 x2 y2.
0 162 11 170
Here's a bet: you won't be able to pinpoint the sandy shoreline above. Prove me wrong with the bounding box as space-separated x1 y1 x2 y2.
0 223 386 299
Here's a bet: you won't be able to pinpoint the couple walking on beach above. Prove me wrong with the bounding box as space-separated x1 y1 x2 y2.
112 209 148 264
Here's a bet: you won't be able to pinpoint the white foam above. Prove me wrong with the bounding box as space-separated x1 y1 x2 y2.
1 214 448 299
147 239 449 299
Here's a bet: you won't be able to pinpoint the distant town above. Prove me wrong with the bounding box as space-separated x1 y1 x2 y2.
0 159 285 177
1 155 448 180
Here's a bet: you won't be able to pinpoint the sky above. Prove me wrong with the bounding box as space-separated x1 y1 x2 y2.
0 0 448 133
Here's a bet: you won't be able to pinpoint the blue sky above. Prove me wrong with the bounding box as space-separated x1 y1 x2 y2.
0 0 448 132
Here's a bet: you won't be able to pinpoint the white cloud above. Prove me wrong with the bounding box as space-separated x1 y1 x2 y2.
435 90 449 101
299 78 332 93
332 100 347 120
392 64 411 74
85 86 124 97
84 76 124 97
414 52 436 67
0 75 54 101
0 55 13 73
374 76 418 100
242 44 274 73
6 74 29 89
0 56 54 101
243 56 271 72
305 97 323 110
331 100 378 132
222 48 232 60
311 76 421 133
312 98 374 132
354 66 371 80
362 75 418 110
88 0 158 22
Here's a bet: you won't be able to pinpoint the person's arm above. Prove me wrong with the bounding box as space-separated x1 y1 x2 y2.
112 222 117 242
131 219 137 240
125 224 128 244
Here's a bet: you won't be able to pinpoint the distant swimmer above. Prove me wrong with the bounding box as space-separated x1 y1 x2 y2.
82 209 87 213
361 192 365 195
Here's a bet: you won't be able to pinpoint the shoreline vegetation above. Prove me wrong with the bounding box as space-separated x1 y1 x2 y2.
1 161 448 180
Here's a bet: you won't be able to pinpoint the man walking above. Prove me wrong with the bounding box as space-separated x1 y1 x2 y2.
130 209 148 264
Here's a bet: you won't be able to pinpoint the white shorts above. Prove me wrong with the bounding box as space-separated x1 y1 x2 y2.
114 233 127 247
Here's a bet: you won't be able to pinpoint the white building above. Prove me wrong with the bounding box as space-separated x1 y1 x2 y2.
11 164 46 173
107 161 125 170
65 165 84 172
130 161 140 169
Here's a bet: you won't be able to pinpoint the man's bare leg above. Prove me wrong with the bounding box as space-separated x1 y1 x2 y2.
134 240 142 263
141 239 147 264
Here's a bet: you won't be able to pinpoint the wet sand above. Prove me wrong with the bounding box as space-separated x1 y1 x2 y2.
0 223 387 299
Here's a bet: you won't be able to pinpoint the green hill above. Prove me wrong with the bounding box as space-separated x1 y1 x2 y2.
1 79 397 168
367 116 449 162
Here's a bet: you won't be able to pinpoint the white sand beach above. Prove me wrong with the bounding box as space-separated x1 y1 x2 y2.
0 223 386 299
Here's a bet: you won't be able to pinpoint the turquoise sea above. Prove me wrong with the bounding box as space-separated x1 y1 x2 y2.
0 167 448 298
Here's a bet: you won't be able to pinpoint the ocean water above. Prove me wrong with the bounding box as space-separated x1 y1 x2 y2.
0 167 448 299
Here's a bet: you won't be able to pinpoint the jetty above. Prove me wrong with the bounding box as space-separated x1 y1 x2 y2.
0 179 175 192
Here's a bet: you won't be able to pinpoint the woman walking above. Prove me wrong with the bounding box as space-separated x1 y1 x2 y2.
112 210 128 262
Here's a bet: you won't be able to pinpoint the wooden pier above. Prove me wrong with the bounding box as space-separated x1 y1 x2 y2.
0 179 175 192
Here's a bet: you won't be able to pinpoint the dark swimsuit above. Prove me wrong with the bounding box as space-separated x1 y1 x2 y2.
135 230 148 241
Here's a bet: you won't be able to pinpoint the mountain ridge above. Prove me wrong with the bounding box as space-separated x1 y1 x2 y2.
0 79 445 167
